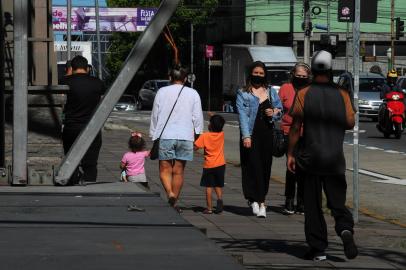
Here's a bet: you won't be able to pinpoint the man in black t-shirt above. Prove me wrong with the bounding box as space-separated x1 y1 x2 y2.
287 51 358 261
62 55 104 184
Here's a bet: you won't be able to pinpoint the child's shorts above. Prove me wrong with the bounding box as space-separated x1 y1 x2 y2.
200 165 225 187
121 171 147 183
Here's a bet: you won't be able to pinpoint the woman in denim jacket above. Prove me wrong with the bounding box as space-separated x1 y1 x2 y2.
236 61 283 218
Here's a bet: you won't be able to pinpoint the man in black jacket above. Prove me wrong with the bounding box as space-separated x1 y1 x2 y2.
62 55 104 184
287 51 358 261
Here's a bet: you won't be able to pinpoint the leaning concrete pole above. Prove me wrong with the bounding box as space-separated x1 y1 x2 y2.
352 0 361 223
55 0 180 185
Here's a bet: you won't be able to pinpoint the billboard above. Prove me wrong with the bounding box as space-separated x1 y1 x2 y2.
52 7 157 32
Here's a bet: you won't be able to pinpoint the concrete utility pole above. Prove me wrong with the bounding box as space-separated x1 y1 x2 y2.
13 0 29 185
67 0 72 60
390 0 395 68
95 0 103 80
290 0 294 46
353 0 361 223
327 0 330 35
190 23 194 88
250 18 255 45
303 0 311 64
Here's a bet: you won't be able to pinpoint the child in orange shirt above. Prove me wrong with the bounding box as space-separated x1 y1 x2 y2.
194 115 226 214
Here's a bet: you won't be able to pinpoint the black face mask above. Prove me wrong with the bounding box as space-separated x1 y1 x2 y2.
250 75 266 86
292 76 309 89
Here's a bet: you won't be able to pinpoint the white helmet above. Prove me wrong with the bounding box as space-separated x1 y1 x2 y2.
311 50 332 72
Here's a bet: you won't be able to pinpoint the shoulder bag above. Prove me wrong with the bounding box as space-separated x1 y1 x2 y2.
150 84 185 160
268 89 287 158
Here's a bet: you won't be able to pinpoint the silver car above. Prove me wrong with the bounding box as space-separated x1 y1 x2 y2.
113 95 137 112
338 72 386 121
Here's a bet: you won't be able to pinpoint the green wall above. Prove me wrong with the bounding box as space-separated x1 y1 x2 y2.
245 0 406 33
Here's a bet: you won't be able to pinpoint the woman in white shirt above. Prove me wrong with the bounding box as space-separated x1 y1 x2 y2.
150 65 204 211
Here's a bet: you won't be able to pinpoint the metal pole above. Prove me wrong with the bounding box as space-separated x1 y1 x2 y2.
190 23 194 88
208 61 211 111
55 0 180 184
290 0 294 46
352 0 361 223
67 0 72 60
95 0 103 80
0 2 5 170
303 0 311 64
345 22 349 72
391 0 395 68
13 0 28 185
327 0 330 35
250 18 255 45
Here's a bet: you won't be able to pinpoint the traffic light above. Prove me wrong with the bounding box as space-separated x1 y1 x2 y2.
395 17 404 40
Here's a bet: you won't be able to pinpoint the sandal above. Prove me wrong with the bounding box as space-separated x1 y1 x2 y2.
168 197 176 207
203 209 213 214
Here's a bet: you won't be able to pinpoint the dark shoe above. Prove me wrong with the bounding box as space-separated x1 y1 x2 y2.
174 205 183 213
283 198 295 215
168 197 176 207
341 230 358 259
214 199 223 214
304 248 327 261
295 204 305 215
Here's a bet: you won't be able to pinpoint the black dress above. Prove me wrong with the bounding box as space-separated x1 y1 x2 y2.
240 100 274 203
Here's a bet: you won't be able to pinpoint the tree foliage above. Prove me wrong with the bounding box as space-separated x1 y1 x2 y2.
105 0 218 83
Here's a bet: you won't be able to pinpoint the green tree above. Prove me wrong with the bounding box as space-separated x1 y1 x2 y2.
106 0 218 84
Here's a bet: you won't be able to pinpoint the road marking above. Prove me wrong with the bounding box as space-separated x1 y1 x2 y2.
365 146 384 150
372 179 406 186
348 168 406 186
384 150 401 154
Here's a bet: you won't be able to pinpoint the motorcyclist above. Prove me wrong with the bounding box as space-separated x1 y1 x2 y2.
380 69 400 99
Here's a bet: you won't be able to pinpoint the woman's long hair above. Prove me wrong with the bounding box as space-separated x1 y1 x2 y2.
243 61 268 92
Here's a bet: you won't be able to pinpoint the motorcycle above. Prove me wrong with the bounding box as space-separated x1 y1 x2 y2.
376 90 405 139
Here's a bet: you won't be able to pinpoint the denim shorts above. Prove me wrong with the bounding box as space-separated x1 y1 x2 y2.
159 139 194 161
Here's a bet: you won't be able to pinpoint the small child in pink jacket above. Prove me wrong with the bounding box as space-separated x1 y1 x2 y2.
120 132 150 189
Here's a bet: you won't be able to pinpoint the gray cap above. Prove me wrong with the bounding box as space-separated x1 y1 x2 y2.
311 50 332 71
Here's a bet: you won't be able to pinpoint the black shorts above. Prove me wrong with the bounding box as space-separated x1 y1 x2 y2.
200 165 225 188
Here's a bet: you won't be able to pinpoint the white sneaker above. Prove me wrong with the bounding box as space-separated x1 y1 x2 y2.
251 202 259 215
257 205 266 218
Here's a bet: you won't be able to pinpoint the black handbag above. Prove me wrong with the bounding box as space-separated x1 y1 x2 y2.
272 128 287 157
267 92 287 158
150 84 185 160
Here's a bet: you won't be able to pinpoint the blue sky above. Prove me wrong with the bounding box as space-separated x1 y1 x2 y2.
52 0 107 6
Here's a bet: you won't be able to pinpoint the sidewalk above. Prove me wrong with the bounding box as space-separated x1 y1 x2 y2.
132 126 405 269
1 127 405 269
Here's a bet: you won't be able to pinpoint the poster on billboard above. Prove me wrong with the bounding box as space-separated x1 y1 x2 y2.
52 7 157 32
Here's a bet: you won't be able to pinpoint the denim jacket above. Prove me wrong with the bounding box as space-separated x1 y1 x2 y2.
236 87 283 139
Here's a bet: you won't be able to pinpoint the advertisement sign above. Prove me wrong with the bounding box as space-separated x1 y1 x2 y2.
136 8 157 31
205 45 214 59
52 7 157 32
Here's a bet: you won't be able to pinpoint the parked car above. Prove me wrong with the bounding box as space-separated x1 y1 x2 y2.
338 72 386 121
113 95 137 112
137 80 170 109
